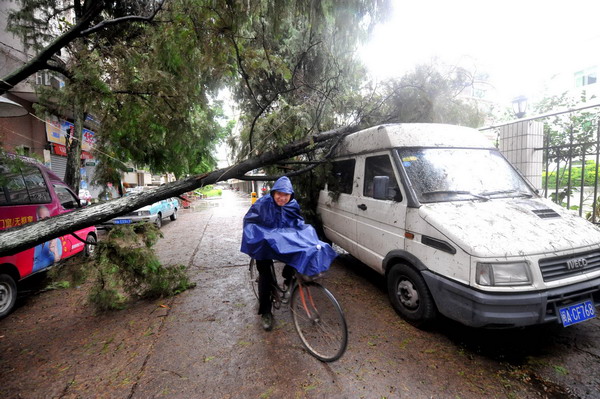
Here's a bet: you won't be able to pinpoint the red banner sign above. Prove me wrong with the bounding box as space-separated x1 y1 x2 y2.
52 144 93 160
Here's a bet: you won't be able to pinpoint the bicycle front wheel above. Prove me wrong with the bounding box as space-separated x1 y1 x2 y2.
290 282 348 362
249 258 259 299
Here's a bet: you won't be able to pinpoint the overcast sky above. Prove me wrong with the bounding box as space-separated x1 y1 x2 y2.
361 0 600 103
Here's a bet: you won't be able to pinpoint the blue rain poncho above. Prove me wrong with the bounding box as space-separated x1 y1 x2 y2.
240 176 337 276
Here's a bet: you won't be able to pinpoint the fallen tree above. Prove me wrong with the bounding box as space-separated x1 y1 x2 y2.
0 125 357 257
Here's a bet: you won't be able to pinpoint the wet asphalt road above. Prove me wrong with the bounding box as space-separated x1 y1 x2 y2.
1 189 599 398
131 190 599 398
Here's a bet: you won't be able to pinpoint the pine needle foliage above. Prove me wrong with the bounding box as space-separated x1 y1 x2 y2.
88 223 194 311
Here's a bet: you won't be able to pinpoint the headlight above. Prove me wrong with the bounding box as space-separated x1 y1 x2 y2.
138 210 151 216
476 262 532 286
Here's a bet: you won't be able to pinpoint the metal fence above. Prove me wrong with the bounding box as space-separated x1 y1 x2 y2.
540 121 600 223
481 102 600 224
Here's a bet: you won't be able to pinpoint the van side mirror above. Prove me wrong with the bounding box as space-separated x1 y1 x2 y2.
63 200 77 209
373 176 389 200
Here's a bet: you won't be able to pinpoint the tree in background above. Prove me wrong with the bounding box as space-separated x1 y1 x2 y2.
6 1 169 190
1 0 494 249
358 61 486 128
533 91 600 150
531 91 600 210
218 0 391 160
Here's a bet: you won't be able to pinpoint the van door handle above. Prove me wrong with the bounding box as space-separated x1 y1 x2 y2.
357 204 367 211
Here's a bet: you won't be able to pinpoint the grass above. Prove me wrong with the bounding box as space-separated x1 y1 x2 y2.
196 185 222 198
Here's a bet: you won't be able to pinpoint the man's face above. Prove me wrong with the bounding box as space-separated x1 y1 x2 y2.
273 191 292 207
37 207 51 220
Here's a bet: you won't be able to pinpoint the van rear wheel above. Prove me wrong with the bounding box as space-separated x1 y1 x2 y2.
0 274 17 319
387 263 437 328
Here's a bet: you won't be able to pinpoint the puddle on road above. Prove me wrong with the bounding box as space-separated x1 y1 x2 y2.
187 197 251 212
192 200 223 209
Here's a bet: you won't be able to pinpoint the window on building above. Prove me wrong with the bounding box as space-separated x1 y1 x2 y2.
575 67 597 87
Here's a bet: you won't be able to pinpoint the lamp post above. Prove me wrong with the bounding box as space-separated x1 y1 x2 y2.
512 95 528 119
0 96 28 117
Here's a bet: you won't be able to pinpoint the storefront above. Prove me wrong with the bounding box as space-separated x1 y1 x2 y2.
45 117 96 186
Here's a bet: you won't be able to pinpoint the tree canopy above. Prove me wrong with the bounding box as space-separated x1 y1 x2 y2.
0 0 494 254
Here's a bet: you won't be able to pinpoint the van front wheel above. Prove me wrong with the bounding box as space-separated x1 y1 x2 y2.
0 274 17 319
387 264 437 328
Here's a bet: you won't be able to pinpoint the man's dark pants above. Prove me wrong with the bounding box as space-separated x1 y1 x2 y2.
256 259 295 315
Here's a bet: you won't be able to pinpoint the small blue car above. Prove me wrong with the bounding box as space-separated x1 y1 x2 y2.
100 197 179 229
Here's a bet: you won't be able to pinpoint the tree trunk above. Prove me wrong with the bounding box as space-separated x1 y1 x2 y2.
64 102 84 191
0 125 357 257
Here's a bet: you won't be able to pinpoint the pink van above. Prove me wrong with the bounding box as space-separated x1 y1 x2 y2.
0 156 97 318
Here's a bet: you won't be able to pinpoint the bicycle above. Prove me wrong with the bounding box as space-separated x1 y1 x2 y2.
248 258 348 362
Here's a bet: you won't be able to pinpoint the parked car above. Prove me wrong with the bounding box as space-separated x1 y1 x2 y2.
99 196 179 229
317 123 600 328
0 155 97 319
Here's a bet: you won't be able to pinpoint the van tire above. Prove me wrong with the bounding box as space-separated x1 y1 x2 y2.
0 274 17 319
387 263 437 328
170 209 177 221
155 213 162 229
84 234 97 258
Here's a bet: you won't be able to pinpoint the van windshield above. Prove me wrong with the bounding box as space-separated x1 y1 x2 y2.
397 148 535 203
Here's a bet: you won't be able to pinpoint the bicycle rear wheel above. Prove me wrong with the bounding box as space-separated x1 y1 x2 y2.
249 260 287 300
290 282 348 362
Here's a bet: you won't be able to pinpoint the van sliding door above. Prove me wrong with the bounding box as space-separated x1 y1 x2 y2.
318 158 358 255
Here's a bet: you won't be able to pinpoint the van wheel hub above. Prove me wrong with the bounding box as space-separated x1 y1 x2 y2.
397 280 419 309
0 284 9 311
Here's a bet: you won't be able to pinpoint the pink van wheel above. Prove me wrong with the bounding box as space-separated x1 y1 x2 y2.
0 274 17 319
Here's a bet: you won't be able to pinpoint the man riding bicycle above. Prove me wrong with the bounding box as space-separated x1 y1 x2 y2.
240 176 337 331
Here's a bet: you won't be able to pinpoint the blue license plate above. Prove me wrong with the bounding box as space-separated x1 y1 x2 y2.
559 300 596 327
114 219 131 224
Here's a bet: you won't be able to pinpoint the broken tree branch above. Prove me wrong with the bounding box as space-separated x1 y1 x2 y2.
0 124 358 257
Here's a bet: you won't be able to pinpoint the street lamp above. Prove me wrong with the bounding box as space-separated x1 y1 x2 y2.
0 95 28 117
512 95 528 119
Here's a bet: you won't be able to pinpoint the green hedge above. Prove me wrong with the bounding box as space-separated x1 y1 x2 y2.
543 160 599 189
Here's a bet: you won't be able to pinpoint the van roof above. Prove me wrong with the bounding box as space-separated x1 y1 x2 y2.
335 123 494 156
1 153 63 183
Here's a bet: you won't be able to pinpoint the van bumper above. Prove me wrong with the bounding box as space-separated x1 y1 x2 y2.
422 271 600 328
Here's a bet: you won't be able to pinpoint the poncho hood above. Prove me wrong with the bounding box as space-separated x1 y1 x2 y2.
271 176 294 200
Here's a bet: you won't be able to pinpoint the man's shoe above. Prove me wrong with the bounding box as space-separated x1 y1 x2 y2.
261 313 274 331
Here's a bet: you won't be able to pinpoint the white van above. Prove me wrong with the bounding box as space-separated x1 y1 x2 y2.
317 123 600 328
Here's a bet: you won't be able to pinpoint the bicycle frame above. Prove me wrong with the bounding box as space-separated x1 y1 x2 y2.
296 279 319 321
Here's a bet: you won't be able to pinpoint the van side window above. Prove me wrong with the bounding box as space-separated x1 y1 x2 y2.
327 159 355 194
364 155 402 202
0 164 51 205
54 185 79 210
22 166 52 203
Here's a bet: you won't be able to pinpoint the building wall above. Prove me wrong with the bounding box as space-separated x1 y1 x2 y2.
0 95 46 157
0 1 38 96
